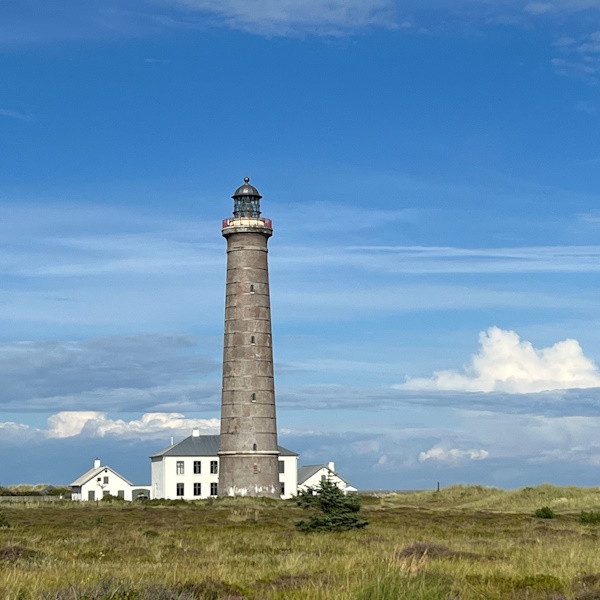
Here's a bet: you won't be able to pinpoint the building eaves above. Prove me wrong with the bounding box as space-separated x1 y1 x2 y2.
298 464 349 486
70 465 133 488
150 434 298 458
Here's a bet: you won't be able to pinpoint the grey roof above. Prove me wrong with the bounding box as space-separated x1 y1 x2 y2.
70 465 133 488
298 464 349 486
232 176 262 199
150 434 298 459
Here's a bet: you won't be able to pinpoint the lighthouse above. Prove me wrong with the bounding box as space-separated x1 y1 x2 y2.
218 177 280 497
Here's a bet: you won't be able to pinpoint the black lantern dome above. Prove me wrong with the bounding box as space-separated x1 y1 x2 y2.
232 177 262 218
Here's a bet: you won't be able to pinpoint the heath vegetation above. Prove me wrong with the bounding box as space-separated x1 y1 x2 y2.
1 484 600 599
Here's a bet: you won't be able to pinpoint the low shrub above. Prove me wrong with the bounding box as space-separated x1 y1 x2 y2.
0 509 9 528
580 510 600 524
534 506 555 519
101 493 126 502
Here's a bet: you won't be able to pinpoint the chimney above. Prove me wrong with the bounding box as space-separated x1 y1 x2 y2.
94 458 101 469
327 461 335 472
192 428 200 437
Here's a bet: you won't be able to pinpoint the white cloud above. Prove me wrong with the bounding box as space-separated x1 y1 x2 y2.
419 446 489 463
342 245 600 275
45 411 219 439
575 100 596 113
552 30 600 82
524 2 553 14
521 0 600 12
169 0 396 36
0 420 37 443
0 411 219 443
398 327 600 393
47 411 107 438
0 108 33 121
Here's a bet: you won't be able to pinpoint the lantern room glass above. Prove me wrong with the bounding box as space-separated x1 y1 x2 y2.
233 195 261 218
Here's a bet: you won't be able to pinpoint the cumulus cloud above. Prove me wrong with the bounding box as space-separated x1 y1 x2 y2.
0 420 38 443
419 446 489 463
398 327 600 393
46 411 219 439
0 411 219 442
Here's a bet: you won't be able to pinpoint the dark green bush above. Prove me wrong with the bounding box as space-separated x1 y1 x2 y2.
295 478 368 532
0 509 9 528
101 493 126 502
534 506 555 519
580 510 600 524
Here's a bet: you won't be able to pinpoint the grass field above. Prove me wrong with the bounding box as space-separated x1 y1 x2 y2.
2 484 600 599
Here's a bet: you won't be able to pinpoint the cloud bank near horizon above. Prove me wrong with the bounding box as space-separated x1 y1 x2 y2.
0 411 219 443
398 327 600 393
0 335 220 413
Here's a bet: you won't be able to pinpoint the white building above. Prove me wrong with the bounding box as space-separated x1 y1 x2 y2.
150 430 299 500
70 459 151 501
297 462 357 494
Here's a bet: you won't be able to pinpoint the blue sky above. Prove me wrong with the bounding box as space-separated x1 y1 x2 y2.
1 0 600 490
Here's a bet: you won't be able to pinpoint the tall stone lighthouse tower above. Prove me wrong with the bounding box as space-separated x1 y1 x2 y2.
218 177 280 498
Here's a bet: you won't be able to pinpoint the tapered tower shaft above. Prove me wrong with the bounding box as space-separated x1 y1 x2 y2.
218 178 279 497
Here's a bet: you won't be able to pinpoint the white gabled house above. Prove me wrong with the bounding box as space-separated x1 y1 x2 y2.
150 429 299 500
70 459 152 501
70 435 354 502
298 462 357 494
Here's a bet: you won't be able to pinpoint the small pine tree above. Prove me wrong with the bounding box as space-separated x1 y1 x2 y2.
295 478 368 532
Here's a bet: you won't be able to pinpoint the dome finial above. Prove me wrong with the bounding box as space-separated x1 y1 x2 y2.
231 176 262 217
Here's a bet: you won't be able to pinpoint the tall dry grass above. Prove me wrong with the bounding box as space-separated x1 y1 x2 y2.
0 486 600 599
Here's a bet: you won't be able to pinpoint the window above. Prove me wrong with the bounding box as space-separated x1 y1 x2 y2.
103 490 110 498
280 482 285 496
210 483 218 496
252 443 257 451
278 460 285 474
176 483 184 497
193 461 201 474
250 335 255 345
251 393 256 402
321 475 327 483
253 463 259 474
103 476 109 484
117 490 124 498
176 461 184 475
193 483 201 497
210 461 218 474
250 284 254 293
